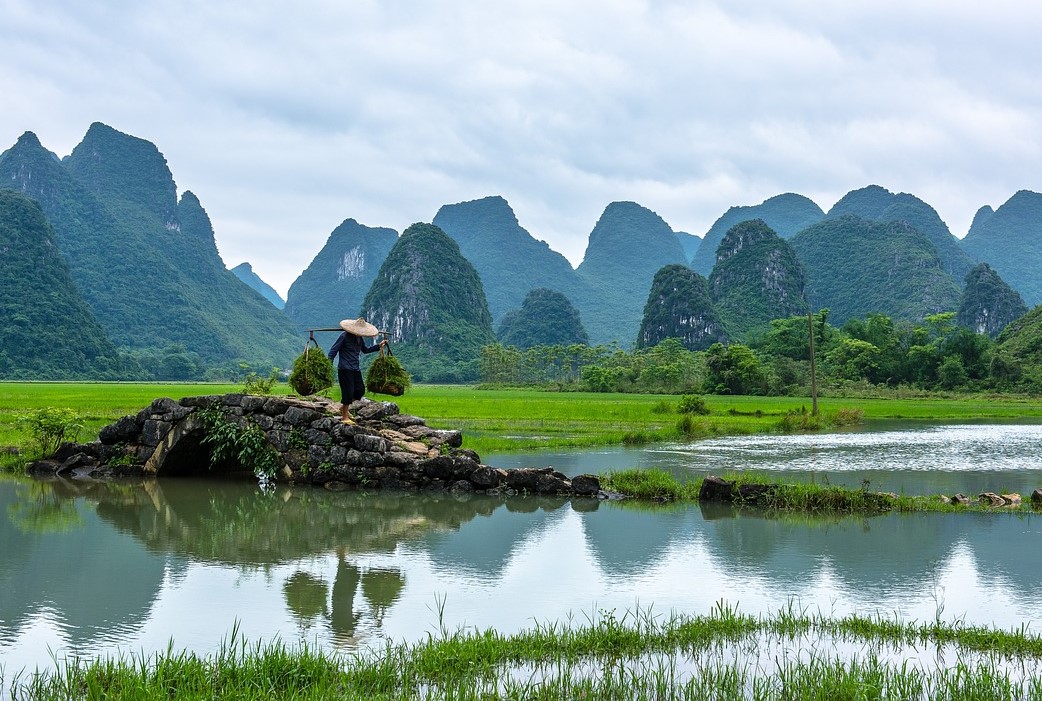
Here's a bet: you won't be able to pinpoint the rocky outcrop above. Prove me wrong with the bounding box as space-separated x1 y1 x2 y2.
26 394 602 498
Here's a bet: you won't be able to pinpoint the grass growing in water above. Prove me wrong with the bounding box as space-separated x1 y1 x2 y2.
601 468 1007 514
11 603 1042 700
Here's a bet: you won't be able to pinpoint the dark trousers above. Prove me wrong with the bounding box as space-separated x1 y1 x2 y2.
338 368 366 403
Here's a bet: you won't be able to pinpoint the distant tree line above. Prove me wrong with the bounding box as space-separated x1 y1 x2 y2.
480 309 1042 395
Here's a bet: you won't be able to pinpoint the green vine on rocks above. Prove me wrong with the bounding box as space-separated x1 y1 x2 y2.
198 405 281 481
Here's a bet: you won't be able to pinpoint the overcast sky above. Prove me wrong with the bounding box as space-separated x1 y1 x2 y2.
3 1 1040 297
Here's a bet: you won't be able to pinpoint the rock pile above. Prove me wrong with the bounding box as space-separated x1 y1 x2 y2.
26 394 603 498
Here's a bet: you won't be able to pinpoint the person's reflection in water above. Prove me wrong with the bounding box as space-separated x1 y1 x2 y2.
328 549 361 645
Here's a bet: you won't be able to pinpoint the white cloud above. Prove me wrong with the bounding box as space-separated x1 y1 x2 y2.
2 0 1041 295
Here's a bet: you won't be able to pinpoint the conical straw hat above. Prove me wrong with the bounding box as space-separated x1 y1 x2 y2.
339 317 379 337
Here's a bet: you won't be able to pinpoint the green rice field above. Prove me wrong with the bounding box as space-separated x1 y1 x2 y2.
2 382 1041 458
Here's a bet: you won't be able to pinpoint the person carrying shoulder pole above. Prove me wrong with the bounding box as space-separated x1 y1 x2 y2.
327 317 387 424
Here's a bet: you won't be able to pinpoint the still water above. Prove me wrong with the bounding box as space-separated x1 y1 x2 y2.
1 424 1041 678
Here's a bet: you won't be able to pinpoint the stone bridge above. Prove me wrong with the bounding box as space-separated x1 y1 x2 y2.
30 394 603 498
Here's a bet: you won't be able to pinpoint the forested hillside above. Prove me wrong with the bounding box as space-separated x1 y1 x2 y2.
709 220 808 340
956 263 1027 337
0 189 127 379
960 190 1042 306
576 201 688 345
497 288 589 349
0 124 301 378
285 218 398 331
691 193 824 275
433 196 588 324
362 223 494 382
637 264 726 350
825 185 974 281
791 215 962 325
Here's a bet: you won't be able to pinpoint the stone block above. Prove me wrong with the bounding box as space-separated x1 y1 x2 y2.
99 415 142 445
220 394 244 407
262 398 292 416
422 456 478 482
284 406 322 426
387 414 426 427
307 445 331 466
179 395 219 408
571 474 601 496
240 396 267 412
140 420 172 447
535 473 570 494
304 428 331 446
449 480 473 494
471 466 506 488
354 434 388 453
266 430 291 452
429 430 463 448
354 400 399 420
310 417 338 432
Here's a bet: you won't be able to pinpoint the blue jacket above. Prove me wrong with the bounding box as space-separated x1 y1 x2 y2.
328 332 380 371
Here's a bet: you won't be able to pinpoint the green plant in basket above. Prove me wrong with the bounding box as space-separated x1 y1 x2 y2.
289 344 335 396
366 346 411 396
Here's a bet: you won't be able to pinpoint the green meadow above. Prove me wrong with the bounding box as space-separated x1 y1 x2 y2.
2 382 1041 458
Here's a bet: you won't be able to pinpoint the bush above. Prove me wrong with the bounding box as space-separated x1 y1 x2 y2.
677 394 711 415
17 407 83 457
243 367 280 395
832 407 864 426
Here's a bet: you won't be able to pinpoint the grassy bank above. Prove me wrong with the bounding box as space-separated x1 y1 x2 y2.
600 468 1037 513
3 382 1042 460
9 603 1042 700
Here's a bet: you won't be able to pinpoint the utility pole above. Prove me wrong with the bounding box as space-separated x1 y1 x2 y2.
808 312 818 416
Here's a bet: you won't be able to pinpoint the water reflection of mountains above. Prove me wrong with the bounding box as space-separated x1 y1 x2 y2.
10 478 1042 590
3 478 1040 652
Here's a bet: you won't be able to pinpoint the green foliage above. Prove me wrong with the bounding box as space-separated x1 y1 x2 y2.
198 405 281 480
777 407 825 431
602 468 699 501
677 394 710 415
289 346 335 396
497 288 589 349
365 349 412 396
704 342 769 395
17 407 83 457
242 367 280 395
994 305 1042 392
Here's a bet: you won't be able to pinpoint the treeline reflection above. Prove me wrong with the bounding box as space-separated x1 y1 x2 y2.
1 477 1038 656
